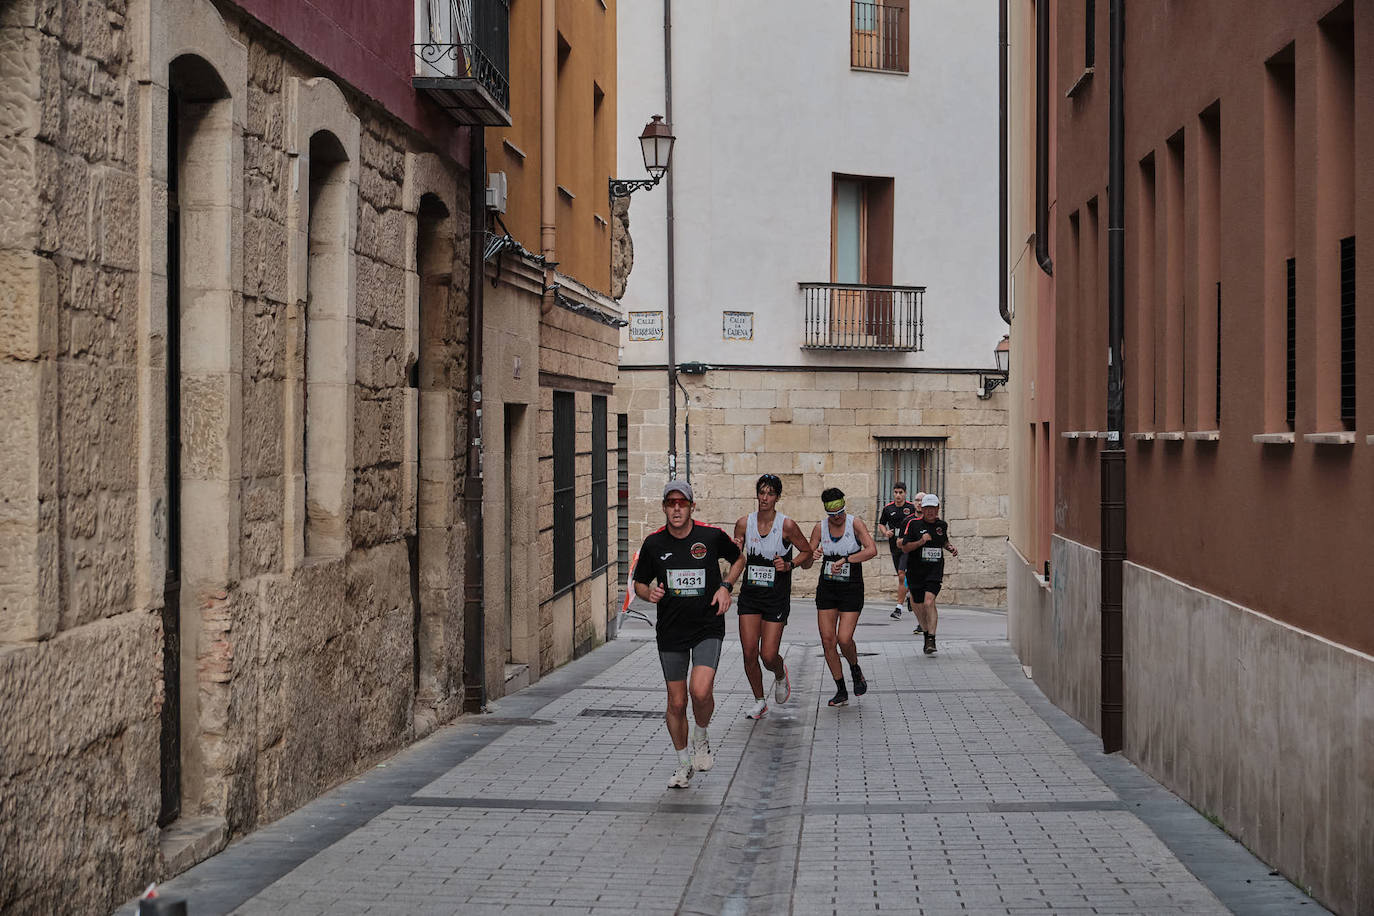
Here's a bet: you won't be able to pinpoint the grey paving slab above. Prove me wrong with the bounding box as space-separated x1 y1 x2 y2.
121 601 1328 915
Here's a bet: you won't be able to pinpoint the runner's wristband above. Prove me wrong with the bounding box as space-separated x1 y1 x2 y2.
720 580 734 593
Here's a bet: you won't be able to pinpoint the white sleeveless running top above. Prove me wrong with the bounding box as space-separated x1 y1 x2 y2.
822 513 861 557
746 512 789 558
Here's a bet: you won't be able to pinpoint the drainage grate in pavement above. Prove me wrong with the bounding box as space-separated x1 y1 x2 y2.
814 651 880 657
578 708 664 719
464 717 555 727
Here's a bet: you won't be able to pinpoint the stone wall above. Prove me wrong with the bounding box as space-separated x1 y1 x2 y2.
0 0 473 912
616 368 1009 609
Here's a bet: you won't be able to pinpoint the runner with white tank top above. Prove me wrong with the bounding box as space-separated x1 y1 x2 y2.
808 487 879 707
733 474 813 720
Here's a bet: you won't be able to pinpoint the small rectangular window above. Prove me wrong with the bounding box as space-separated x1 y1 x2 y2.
591 396 608 572
553 391 576 592
875 437 946 517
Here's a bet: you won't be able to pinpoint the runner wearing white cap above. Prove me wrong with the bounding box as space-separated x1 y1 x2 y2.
899 493 958 655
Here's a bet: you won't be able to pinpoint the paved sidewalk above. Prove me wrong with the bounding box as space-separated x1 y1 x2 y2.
122 603 1324 915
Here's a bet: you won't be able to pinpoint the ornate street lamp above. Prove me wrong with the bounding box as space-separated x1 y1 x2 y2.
609 115 675 198
979 335 1011 398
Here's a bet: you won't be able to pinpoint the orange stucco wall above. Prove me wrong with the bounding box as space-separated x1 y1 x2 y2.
488 0 616 294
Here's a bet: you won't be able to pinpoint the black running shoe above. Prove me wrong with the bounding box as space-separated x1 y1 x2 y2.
851 667 868 696
912 623 924 634
889 607 903 619
923 632 937 655
828 688 849 707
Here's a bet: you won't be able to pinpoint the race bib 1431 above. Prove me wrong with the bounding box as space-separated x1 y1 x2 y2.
666 567 706 596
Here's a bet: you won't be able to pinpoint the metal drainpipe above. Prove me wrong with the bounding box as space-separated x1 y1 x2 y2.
1100 0 1126 754
663 0 679 480
999 0 1010 324
462 126 487 713
1035 0 1053 277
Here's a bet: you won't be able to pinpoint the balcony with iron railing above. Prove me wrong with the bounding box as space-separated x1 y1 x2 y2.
800 283 924 351
413 0 511 126
851 0 908 73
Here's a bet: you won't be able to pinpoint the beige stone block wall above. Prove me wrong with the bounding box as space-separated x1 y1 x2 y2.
0 2 476 912
615 368 1010 608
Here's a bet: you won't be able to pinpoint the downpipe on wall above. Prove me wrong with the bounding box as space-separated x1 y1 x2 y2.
1100 0 1125 754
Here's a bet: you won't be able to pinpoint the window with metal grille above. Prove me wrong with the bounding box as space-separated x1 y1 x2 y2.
552 391 575 592
1216 281 1222 427
1340 236 1355 428
1084 0 1095 68
591 396 608 573
875 437 946 517
1286 257 1296 429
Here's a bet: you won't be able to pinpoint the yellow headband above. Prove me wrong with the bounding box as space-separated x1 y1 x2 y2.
823 497 845 513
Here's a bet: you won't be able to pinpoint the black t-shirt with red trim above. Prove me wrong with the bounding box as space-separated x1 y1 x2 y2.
901 516 950 578
878 501 918 549
634 522 741 652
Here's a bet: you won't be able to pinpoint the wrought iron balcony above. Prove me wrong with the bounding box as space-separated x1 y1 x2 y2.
851 0 908 73
414 0 511 127
800 283 924 351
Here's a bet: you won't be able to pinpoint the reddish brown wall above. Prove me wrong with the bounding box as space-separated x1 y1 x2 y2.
235 0 470 163
1053 0 1374 654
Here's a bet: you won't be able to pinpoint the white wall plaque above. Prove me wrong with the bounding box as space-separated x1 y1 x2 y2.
628 311 664 341
722 311 754 340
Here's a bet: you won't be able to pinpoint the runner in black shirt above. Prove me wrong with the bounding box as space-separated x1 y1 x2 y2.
633 480 745 788
899 493 958 655
876 482 919 620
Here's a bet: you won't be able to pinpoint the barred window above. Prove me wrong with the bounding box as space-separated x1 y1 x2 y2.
875 437 946 516
552 391 575 592
591 395 608 572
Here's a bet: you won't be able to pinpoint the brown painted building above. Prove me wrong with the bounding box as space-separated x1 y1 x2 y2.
1005 2 1373 913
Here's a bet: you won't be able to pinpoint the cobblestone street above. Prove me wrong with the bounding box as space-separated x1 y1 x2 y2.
123 605 1322 915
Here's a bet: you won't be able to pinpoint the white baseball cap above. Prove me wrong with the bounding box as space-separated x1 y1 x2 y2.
920 494 940 507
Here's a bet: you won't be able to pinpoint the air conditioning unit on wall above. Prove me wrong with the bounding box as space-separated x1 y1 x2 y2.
486 171 507 213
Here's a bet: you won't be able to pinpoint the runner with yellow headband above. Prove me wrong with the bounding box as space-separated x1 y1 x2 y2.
807 487 879 707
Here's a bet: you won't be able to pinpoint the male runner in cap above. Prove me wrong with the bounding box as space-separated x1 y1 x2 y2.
900 493 958 655
732 474 813 720
633 480 745 787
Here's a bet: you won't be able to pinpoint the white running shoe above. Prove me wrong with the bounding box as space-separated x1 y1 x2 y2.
746 697 768 720
773 663 791 705
692 736 714 771
667 761 694 788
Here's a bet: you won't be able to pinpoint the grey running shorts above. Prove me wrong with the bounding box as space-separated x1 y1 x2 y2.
658 636 723 682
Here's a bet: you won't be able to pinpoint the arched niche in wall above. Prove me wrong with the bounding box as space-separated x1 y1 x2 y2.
283 77 360 565
401 152 462 730
130 0 248 825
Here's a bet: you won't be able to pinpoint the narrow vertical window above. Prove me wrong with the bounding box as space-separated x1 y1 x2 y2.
1265 45 1296 433
1198 102 1221 430
1318 3 1355 431
552 391 575 592
1340 236 1355 426
591 395 608 572
1068 209 1081 428
1287 257 1297 429
1136 154 1158 429
1165 130 1186 431
1085 198 1100 430
1084 0 1095 69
